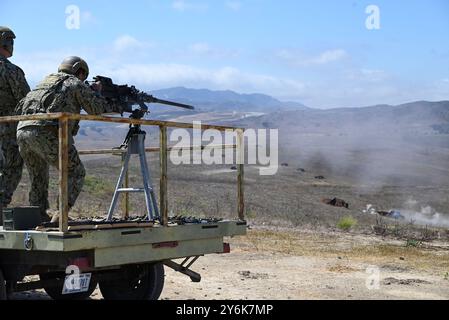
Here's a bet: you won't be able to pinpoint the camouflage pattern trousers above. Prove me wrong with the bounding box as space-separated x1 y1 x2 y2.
0 131 24 206
16 126 85 214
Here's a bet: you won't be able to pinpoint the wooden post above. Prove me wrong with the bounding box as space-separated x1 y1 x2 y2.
159 126 168 226
58 115 69 233
237 129 245 220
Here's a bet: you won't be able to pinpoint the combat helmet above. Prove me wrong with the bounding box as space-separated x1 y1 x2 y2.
58 56 89 80
0 26 16 56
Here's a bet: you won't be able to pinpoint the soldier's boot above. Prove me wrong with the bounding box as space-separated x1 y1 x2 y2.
50 214 59 224
47 209 59 224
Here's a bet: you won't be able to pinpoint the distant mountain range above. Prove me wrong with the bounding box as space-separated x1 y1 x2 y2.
76 98 449 187
77 90 449 155
150 87 308 112
237 100 449 135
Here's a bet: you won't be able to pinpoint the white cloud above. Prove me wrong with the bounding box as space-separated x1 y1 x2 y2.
13 36 448 109
102 63 306 98
189 42 212 55
225 1 242 11
17 46 446 109
172 0 187 11
311 49 347 65
277 49 348 67
14 50 75 85
12 44 304 97
345 69 389 82
113 35 152 52
171 1 208 12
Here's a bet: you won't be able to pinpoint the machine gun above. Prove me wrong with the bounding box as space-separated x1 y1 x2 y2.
85 77 195 220
89 76 195 119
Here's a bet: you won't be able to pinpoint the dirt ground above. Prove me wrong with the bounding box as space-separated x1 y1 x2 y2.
9 226 449 300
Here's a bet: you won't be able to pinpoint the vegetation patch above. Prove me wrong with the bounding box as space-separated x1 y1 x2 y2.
337 216 357 231
83 175 113 195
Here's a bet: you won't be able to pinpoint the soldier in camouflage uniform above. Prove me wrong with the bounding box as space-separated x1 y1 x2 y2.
16 56 122 220
0 26 30 211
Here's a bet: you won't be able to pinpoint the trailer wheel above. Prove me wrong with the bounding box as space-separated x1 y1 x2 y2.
0 269 6 300
39 272 98 300
99 263 164 300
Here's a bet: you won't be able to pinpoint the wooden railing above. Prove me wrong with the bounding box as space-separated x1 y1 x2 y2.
0 113 245 233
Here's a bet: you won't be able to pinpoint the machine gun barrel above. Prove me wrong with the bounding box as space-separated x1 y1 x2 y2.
142 94 195 110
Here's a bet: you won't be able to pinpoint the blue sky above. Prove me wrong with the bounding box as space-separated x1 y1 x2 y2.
1 0 448 108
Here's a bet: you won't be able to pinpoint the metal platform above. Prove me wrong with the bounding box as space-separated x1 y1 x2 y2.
0 114 247 298
0 220 246 268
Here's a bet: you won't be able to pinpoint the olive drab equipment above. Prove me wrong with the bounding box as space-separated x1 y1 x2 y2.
17 73 72 118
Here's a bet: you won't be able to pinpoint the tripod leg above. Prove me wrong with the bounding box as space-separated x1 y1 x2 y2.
138 150 155 220
141 151 160 218
107 151 131 220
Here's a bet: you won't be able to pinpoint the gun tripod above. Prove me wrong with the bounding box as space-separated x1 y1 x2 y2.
107 124 159 221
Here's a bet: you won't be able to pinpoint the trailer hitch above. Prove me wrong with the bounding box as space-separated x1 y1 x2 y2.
164 256 201 283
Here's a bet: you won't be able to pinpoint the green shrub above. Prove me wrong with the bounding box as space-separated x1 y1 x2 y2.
405 239 422 248
337 216 357 231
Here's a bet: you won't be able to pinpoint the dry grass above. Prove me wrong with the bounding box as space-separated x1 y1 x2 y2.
327 265 361 273
235 228 449 273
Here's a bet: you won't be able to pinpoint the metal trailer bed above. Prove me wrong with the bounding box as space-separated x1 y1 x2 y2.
0 113 246 300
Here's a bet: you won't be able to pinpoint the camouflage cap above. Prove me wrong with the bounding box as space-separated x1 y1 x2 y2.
0 26 16 55
58 56 89 80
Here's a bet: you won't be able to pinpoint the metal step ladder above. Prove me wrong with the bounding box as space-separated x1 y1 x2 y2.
107 125 159 221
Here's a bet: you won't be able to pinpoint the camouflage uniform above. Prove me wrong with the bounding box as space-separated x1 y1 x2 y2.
16 72 116 214
0 54 30 207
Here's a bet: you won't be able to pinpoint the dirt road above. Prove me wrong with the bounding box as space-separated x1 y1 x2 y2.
10 227 449 300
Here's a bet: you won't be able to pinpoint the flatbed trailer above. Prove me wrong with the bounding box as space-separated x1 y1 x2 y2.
0 113 246 300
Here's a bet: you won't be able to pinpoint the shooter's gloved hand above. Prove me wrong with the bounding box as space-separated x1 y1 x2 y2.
90 81 103 93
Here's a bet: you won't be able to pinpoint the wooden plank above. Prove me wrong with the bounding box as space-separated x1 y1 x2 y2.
78 149 125 155
58 116 69 233
237 129 245 220
78 144 237 156
0 112 244 130
159 126 168 226
68 222 154 231
0 113 62 123
66 113 242 131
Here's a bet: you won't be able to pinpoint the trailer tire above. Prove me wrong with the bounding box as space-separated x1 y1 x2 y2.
0 269 6 300
99 263 164 300
39 272 98 300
